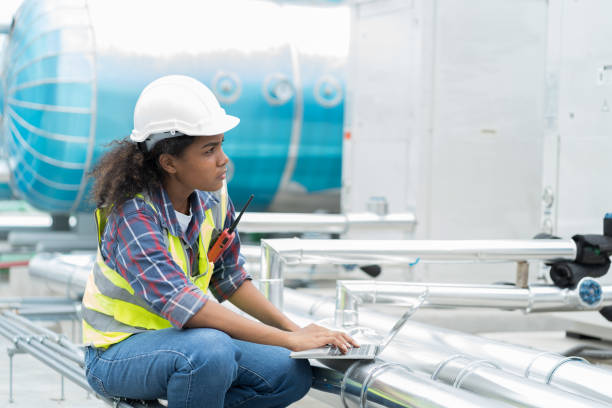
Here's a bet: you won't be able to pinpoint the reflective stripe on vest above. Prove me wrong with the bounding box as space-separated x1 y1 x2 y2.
83 185 227 348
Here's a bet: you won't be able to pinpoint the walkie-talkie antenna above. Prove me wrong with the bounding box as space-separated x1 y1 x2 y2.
228 194 253 234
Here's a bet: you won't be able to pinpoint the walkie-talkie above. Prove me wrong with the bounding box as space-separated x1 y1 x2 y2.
207 194 254 262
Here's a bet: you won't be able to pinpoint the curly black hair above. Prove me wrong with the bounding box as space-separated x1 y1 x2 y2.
90 135 196 208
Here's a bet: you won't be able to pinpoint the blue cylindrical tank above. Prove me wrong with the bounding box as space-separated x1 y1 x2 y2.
1 0 348 213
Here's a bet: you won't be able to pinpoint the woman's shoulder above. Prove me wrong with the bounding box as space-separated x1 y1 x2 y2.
111 194 162 221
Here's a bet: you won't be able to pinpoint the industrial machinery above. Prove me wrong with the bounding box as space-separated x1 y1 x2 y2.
0 0 348 213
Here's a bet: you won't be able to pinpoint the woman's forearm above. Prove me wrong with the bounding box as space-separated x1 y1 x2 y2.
185 281 358 353
184 298 292 347
228 280 300 332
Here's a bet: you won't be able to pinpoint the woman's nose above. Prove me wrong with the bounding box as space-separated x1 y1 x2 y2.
218 148 229 167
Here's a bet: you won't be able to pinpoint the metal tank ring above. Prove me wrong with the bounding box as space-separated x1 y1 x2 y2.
545 356 589 385
524 351 558 380
340 360 362 408
431 353 470 381
453 359 500 389
360 362 411 408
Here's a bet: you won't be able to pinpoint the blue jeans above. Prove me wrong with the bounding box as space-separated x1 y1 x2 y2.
84 328 312 408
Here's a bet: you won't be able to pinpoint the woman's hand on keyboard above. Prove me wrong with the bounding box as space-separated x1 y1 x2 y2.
285 324 360 353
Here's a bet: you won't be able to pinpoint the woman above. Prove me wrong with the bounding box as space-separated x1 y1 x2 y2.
82 75 357 408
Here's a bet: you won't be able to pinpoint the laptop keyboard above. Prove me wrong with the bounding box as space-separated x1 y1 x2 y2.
290 344 378 359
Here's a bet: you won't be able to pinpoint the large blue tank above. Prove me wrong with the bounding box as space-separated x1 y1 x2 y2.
1 0 348 213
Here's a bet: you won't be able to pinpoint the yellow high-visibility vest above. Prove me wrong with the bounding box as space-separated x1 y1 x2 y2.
82 188 227 348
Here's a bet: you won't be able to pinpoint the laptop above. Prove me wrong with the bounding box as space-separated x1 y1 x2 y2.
290 290 427 360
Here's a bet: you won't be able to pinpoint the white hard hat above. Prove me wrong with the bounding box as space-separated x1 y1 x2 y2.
130 75 240 146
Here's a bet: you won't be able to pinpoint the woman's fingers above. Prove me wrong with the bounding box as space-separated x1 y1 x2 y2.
294 324 360 353
343 332 360 348
323 331 359 353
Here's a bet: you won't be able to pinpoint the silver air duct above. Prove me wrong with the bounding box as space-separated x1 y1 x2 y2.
284 310 609 408
335 279 610 326
28 253 93 299
240 212 416 234
260 238 578 307
308 361 516 408
283 288 612 405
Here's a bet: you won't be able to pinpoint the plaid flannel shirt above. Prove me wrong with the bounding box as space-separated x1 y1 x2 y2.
99 185 250 328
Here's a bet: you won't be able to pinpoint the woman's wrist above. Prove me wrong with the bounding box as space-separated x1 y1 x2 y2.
271 327 294 349
281 320 300 332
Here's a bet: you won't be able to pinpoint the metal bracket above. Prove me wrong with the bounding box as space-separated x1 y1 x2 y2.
516 261 529 288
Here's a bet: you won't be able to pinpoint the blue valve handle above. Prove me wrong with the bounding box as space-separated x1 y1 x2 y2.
578 278 603 306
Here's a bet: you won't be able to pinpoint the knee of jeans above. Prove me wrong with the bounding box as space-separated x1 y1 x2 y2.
181 330 239 376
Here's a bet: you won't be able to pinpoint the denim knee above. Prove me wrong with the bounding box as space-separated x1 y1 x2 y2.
180 329 241 380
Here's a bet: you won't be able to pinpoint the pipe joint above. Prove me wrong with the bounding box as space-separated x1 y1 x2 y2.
525 352 589 384
545 357 590 385
431 354 471 381
453 359 501 388
360 362 411 408
341 360 413 408
335 281 359 327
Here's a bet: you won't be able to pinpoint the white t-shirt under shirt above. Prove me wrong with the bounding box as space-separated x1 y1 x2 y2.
175 210 193 234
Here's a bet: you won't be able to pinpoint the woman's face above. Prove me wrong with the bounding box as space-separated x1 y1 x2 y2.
168 134 229 192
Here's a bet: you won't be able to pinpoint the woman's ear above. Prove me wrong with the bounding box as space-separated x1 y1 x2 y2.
158 153 177 174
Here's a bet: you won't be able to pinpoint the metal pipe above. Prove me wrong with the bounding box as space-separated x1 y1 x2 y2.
334 279 612 326
240 212 416 234
284 288 612 405
287 312 607 408
11 335 88 389
17 304 81 318
28 252 92 299
0 316 84 366
260 238 577 309
3 311 83 356
0 296 77 305
307 361 514 408
376 342 606 408
260 242 285 308
6 334 135 408
3 319 83 367
0 318 84 379
286 308 607 408
260 238 577 265
0 316 148 407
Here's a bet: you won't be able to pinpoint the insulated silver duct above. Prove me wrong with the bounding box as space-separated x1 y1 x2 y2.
261 238 577 264
260 238 578 308
376 342 606 408
28 253 93 299
283 288 612 405
240 212 416 234
334 279 612 326
308 361 515 408
284 311 609 408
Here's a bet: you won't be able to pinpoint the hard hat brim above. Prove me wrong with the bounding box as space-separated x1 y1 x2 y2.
130 114 240 142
